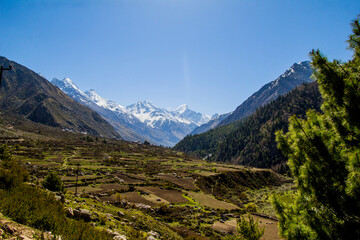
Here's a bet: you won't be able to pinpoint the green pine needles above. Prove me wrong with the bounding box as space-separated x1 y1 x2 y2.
43 171 66 193
273 16 360 239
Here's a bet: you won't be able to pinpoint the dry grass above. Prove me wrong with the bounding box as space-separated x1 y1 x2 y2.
212 219 237 234
117 192 155 206
251 215 282 240
142 193 170 204
115 173 145 184
186 191 239 210
66 185 103 193
137 187 188 204
192 171 219 177
158 174 198 190
99 183 129 192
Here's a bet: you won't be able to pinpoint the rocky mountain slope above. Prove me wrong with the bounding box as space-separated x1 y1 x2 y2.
52 78 212 146
0 57 120 139
217 61 313 127
190 61 313 136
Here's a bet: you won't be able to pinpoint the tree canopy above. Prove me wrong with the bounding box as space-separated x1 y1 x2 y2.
273 17 360 239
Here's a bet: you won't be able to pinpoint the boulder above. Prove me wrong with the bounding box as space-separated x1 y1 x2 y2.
113 235 127 240
3 224 17 234
66 207 74 217
19 235 32 240
73 209 92 222
148 230 160 239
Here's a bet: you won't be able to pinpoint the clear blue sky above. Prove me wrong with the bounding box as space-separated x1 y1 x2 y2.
0 0 359 115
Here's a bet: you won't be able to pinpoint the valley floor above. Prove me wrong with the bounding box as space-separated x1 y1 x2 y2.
0 130 290 239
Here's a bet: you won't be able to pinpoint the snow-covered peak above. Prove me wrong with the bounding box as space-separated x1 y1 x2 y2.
126 101 186 127
169 104 212 126
52 77 81 91
51 77 89 103
127 101 158 114
52 76 212 145
174 104 188 114
85 89 126 112
85 89 109 108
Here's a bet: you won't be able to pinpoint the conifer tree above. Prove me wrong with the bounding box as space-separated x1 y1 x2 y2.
273 17 360 239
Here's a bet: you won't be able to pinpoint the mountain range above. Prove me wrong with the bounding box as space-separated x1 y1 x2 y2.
0 56 120 139
190 61 313 135
0 55 315 153
52 78 212 146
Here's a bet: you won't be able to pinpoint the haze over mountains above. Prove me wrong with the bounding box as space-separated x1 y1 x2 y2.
52 78 212 146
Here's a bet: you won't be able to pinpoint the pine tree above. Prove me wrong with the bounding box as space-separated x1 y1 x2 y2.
43 171 65 193
273 16 360 239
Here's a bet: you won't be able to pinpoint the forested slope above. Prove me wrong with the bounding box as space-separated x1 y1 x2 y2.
174 82 322 172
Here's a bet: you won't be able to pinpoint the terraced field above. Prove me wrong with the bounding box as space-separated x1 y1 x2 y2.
1 134 290 239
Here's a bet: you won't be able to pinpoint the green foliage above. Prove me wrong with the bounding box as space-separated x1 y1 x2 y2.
42 171 65 193
0 144 111 239
0 144 28 190
0 144 12 162
175 82 322 172
274 17 360 239
237 214 264 240
0 184 112 239
244 203 257 213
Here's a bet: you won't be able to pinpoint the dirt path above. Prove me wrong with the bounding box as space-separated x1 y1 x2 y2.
61 151 76 169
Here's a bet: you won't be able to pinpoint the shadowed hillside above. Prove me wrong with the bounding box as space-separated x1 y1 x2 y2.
0 57 120 139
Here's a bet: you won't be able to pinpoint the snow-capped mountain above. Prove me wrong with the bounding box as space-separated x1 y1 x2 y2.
217 61 313 127
51 78 90 104
51 78 212 146
85 89 127 114
171 104 212 126
51 78 143 142
190 61 313 134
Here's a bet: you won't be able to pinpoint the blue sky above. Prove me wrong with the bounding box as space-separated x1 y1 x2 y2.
0 0 359 115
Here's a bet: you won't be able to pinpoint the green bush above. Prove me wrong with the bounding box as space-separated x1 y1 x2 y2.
237 213 264 240
0 184 112 239
244 203 257 213
0 144 28 190
42 171 65 193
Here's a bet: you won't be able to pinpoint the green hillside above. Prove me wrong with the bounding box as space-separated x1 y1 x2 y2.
174 82 322 172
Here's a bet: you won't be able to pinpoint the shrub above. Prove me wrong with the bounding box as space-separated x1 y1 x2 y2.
237 213 264 240
42 171 65 193
0 144 28 190
0 184 112 239
244 203 257 213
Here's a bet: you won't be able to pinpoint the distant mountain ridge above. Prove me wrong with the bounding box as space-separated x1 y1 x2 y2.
189 61 313 135
189 112 231 135
0 56 120 139
52 78 212 146
217 61 313 127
